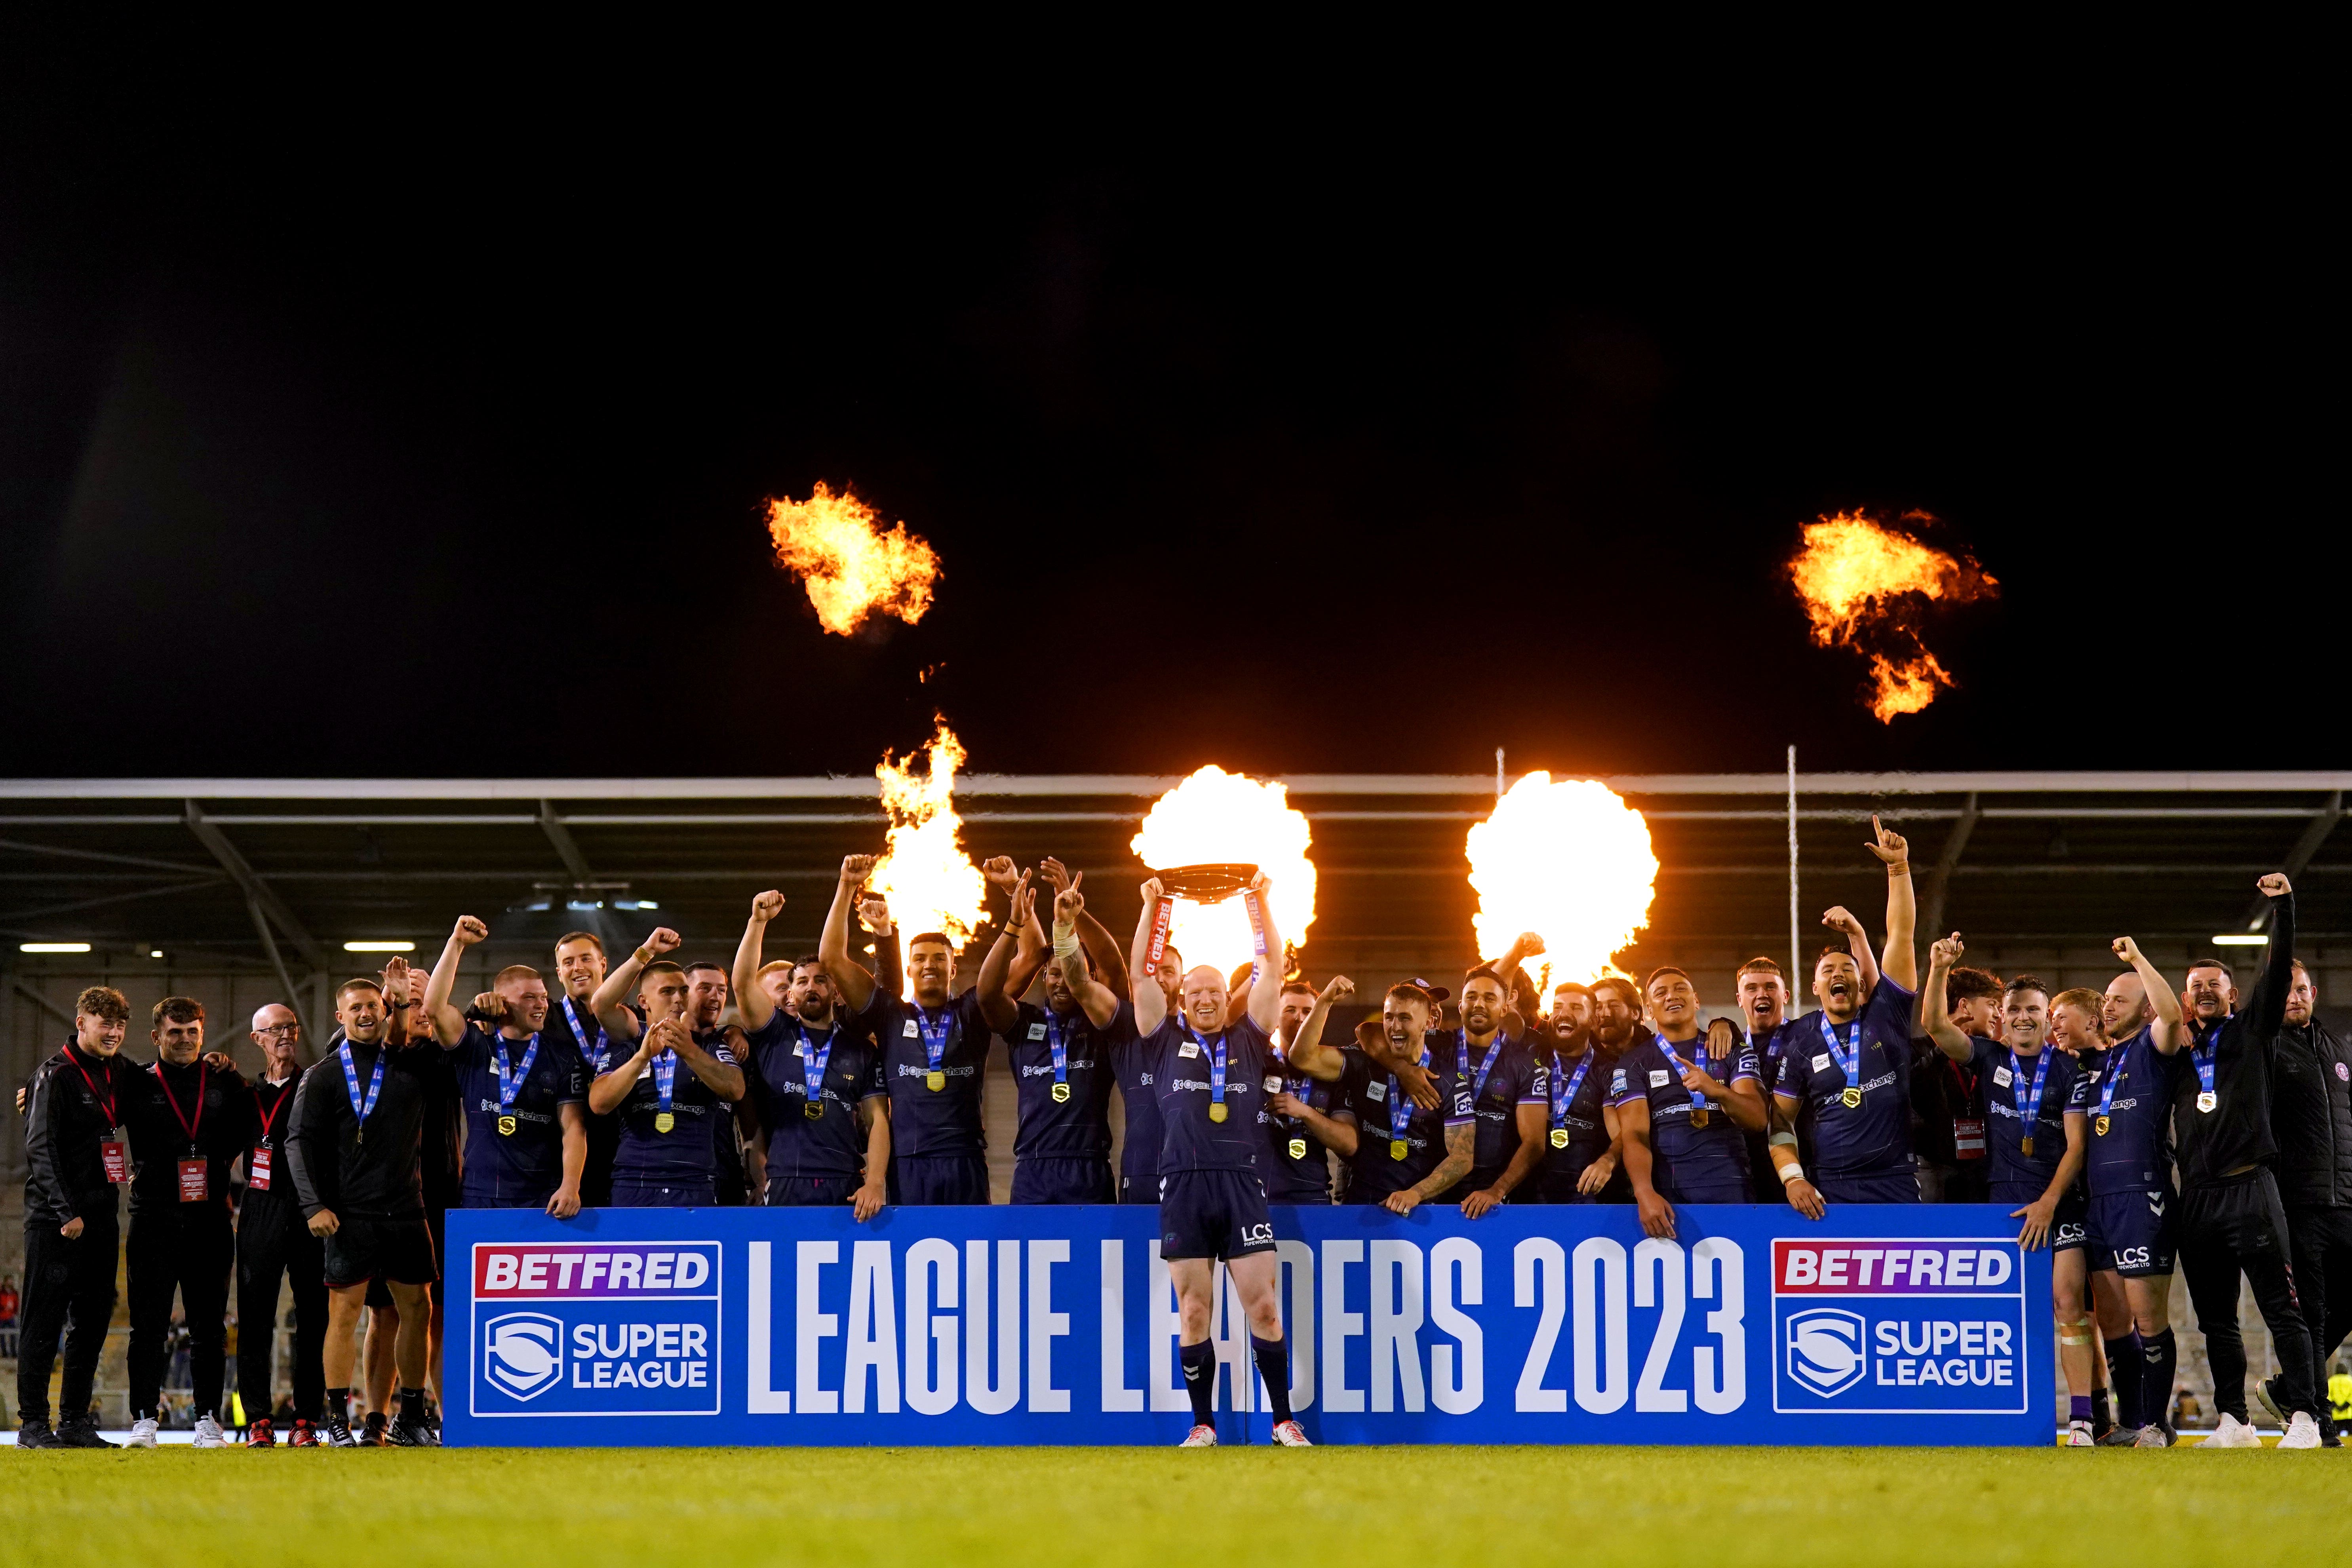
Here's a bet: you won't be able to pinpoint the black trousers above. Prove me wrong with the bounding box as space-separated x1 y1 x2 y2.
2180 1169 2317 1421
127 1204 234 1419
15 1214 120 1425
2285 1205 2352 1409
235 1199 328 1422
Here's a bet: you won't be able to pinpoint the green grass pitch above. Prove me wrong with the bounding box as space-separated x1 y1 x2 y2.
4 1445 2347 1566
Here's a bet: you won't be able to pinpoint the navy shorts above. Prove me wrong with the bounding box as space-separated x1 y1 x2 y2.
1816 1165 1922 1205
2087 1186 2178 1276
1661 1179 1750 1205
610 1177 717 1208
1011 1157 1114 1205
1119 1170 1161 1204
767 1175 861 1207
323 1212 437 1290
1159 1168 1277 1261
892 1154 990 1206
461 1180 558 1212
1264 1179 1334 1205
1993 1180 2092 1254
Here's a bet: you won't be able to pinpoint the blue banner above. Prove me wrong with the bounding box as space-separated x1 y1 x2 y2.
444 1203 2051 1446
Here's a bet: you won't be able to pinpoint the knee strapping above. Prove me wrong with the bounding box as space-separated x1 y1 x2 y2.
2057 1315 2095 1347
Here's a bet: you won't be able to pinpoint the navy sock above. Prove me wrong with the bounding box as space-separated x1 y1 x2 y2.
2070 1394 2092 1423
1251 1336 1292 1424
1179 1340 1216 1427
2142 1330 2177 1430
2106 1334 2142 1429
399 1385 426 1420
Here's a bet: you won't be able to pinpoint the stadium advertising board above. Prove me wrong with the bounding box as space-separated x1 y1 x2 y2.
446 1204 2050 1446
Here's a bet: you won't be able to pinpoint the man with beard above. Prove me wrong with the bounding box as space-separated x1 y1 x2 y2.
2268 958 2352 1446
587 937 747 1205
1733 959 1808 1203
1450 957 1551 1217
1767 819 1921 1211
1533 981 1625 1204
1263 978 1363 1204
978 874 1125 1204
732 890 890 1214
2172 877 2323 1448
122 997 250 1448
822 854 994 1204
419 917 588 1214
1614 969 1764 1239
1340 982 1470 1216
235 1002 327 1446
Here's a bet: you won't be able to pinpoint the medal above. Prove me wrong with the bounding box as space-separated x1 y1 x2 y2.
1288 1136 1308 1160
926 1070 946 1092
653 1043 679 1133
2095 1114 2111 1136
339 1039 385 1145
1208 1102 1228 1123
1051 1081 1070 1104
2093 1046 2129 1144
497 1115 517 1137
2198 1090 2217 1113
1840 1086 1863 1109
2191 1022 2222 1117
1549 1127 1570 1149
1823 1016 1866 1113
654 1111 676 1133
1189 1025 1232 1127
1045 1014 1074 1107
1689 1108 1710 1128
915 1005 953 1096
2019 1136 2034 1157
1386 1051 1427 1168
1390 1138 1408 1160
1548 1045 1595 1154
804 1100 824 1120
493 1029 541 1137
1658 1035 1713 1128
798 1022 835 1123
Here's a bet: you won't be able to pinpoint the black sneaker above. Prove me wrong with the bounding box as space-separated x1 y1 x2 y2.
422 1396 441 1441
2322 1419 2343 1450
360 1411 388 1447
15 1419 65 1450
55 1415 118 1448
323 1411 359 1448
386 1410 439 1448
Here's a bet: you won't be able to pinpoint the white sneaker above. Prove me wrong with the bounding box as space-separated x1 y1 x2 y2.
126 1417 159 1448
2134 1423 2176 1448
191 1415 226 1448
2065 1420 2095 1446
1178 1424 1218 1448
1271 1419 1313 1447
2280 1412 2322 1449
2200 1412 2261 1448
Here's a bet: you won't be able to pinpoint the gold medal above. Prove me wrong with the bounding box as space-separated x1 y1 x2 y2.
1208 1101 1228 1123
2197 1090 2217 1114
2020 1136 2034 1158
1390 1138 1409 1161
1051 1082 1070 1104
804 1100 824 1120
926 1070 946 1092
1840 1086 1863 1109
497 1114 517 1137
2094 1114 2112 1137
654 1111 675 1133
1689 1108 1709 1129
1287 1137 1308 1161
1549 1128 1570 1149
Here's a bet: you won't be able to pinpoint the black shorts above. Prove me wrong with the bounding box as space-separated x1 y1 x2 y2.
324 1212 438 1290
1159 1168 1277 1262
2087 1186 2178 1277
611 1176 717 1208
892 1154 990 1206
1011 1157 1114 1205
1119 1170 1161 1204
1816 1164 1922 1205
767 1174 860 1207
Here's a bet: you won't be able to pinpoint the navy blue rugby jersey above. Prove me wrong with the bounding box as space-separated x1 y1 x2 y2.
741 1009 886 1184
1343 1032 1477 1203
1970 1035 2080 1195
607 1030 740 1184
1610 1030 1758 1193
1260 1043 1368 1202
1770 976 1918 1176
855 988 993 1159
2065 1026 2183 1195
445 1024 586 1204
1137 1014 1279 1174
1006 999 1123 1161
1457 1029 1546 1178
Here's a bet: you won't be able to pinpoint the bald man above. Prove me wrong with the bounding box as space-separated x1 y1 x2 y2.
234 1004 327 1445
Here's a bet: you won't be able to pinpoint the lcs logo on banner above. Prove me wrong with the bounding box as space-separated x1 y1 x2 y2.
1771 1240 2027 1416
469 1243 723 1419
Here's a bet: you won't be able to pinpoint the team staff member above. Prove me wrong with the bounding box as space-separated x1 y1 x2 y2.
1534 982 1623 1204
978 875 1125 1204
236 1002 327 1447
285 975 442 1447
1125 873 1315 1447
2271 959 2352 1446
421 917 588 1213
1767 819 1921 1209
1923 946 2096 1441
123 997 249 1449
2173 877 2323 1448
732 891 890 1214
2068 954 2190 1446
1264 978 1363 1204
1341 984 1469 1214
821 854 995 1205
1451 955 1550 1217
15 986 140 1448
588 948 746 1206
548 930 619 1206
1615 969 1764 1239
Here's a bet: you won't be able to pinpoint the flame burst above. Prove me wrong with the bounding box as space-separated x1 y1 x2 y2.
1467 774 1658 989
764 482 941 635
1129 767 1318 979
868 720 987 995
1787 510 1998 721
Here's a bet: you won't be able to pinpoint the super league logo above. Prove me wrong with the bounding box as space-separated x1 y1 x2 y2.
1785 1308 1868 1398
484 1311 565 1400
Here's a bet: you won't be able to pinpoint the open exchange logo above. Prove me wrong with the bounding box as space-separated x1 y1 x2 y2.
485 1311 566 1401
1785 1308 1868 1398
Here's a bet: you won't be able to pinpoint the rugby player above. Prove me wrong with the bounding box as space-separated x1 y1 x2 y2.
1263 978 1363 1205
1126 873 1317 1446
2171 877 2322 1448
683 961 753 1206
284 976 442 1446
548 931 618 1206
1923 941 2094 1442
2067 940 2189 1447
733 890 890 1214
978 874 1124 1204
822 854 993 1204
587 934 747 1205
235 1002 326 1446
1340 982 1471 1216
1767 818 1921 1210
1614 968 1764 1239
1451 952 1550 1217
2271 959 2352 1445
1733 959 1806 1203
420 916 588 1214
123 997 247 1448
2048 986 2130 1442
1532 981 1624 1204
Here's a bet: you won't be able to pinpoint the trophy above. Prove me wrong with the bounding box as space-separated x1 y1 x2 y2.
1143 863 1260 978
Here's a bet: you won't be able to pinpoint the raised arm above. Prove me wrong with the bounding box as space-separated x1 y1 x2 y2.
1281 976 1356 1082
1244 874 1284 1033
1130 877 1169 1034
1042 856 1130 1002
422 916 487 1047
1050 878 1122 1028
1486 930 1545 983
2249 874 2296 1039
974 872 1033 1033
820 856 879 1016
1866 816 1917 990
733 891 784 1034
1821 906 1880 996
2112 935 2186 1054
1920 932 1974 1061
592 926 680 1043
858 891 903 1001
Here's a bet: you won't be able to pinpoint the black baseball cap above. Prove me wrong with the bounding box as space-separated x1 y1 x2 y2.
1406 976 1452 1004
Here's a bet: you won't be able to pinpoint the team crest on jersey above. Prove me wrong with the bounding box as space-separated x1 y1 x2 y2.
2338 1062 2350 1082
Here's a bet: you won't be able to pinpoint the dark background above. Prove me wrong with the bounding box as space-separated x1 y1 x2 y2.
4 51 2335 780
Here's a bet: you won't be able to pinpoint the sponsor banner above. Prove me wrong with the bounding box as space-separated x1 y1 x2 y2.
445 1204 2048 1447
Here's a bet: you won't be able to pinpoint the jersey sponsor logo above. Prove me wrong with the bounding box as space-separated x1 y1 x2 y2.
2051 1220 2088 1246
1812 1053 1832 1070
1772 1239 2029 1416
1020 1060 1094 1078
1239 1221 1274 1247
898 1063 975 1079
483 1311 566 1400
904 1020 921 1037
1365 1081 1387 1102
1028 1023 1048 1040
1169 1077 1219 1094
469 1242 722 1419
1648 1069 1670 1088
1178 1042 1201 1058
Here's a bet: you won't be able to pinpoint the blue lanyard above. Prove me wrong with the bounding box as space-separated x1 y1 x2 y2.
1046 1016 1071 1085
339 1040 385 1129
799 1024 834 1104
1390 1045 1431 1143
1823 1016 1862 1087
917 1006 952 1071
654 1047 679 1113
561 996 603 1073
1550 1048 1595 1130
1754 1024 1784 1081
1462 1030 1503 1106
493 1031 541 1113
1657 1035 1710 1112
2192 1021 2223 1096
2096 1047 2128 1119
1187 1028 1228 1111
2008 1045 2052 1130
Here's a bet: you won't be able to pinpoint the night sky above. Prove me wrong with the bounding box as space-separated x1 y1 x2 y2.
5 67 2335 781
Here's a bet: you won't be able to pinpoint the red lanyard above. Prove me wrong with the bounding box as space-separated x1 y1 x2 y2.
66 1044 120 1126
154 1062 207 1146
255 1078 294 1142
